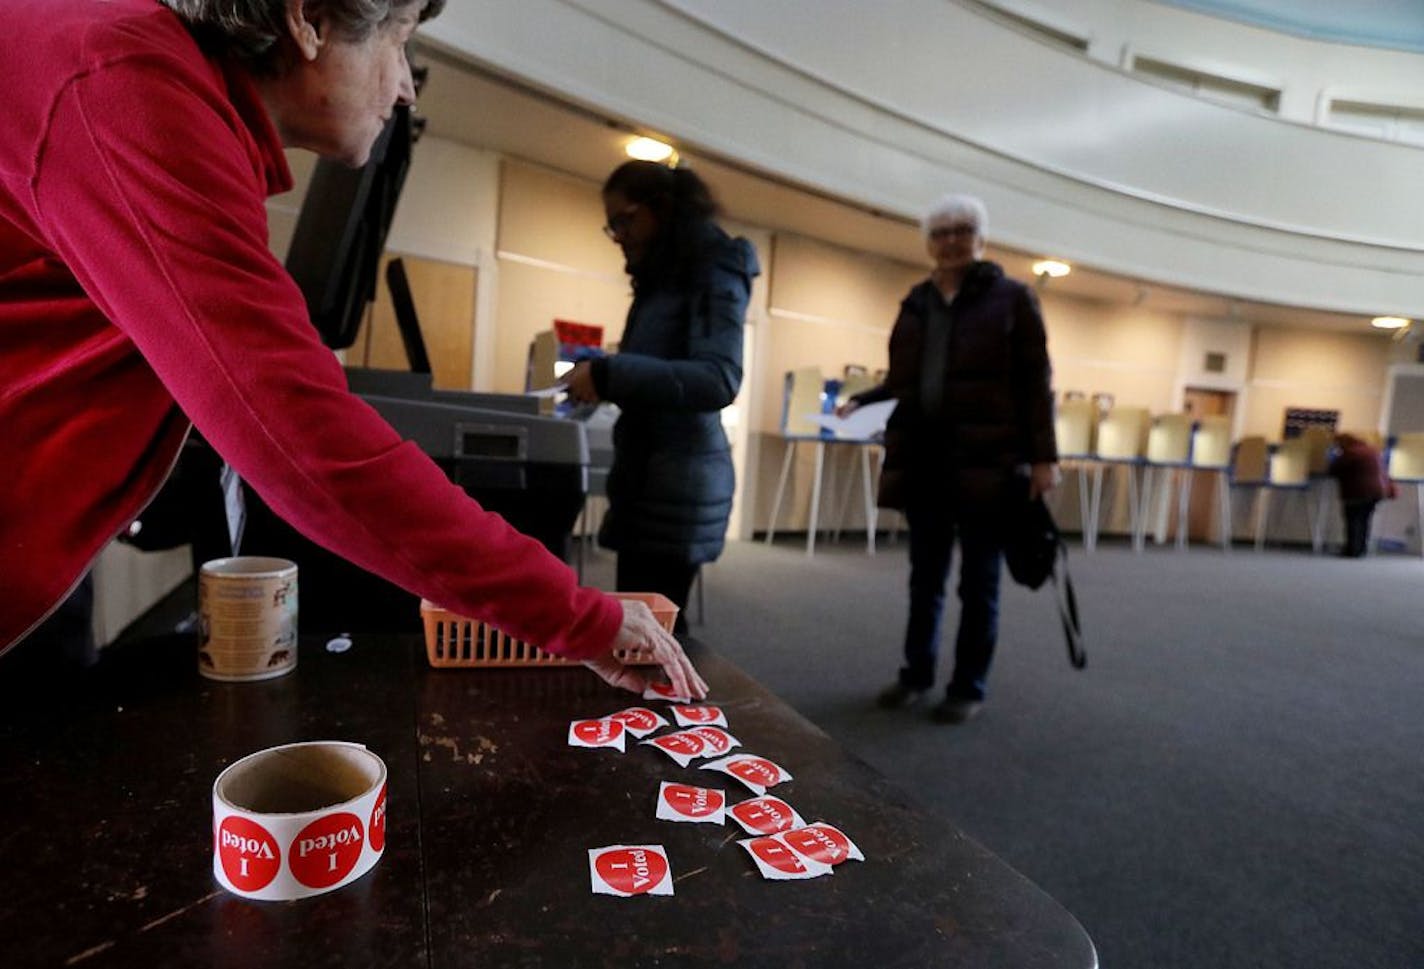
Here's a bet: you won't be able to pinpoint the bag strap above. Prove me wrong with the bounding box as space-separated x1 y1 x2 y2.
1049 540 1087 669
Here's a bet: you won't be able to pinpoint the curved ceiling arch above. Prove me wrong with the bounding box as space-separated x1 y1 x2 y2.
418 0 1424 316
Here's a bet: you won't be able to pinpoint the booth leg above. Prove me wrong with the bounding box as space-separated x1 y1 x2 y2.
807 441 825 557
766 440 796 546
1176 469 1193 551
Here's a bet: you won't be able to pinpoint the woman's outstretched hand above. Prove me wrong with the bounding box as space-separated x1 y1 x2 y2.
582 598 709 699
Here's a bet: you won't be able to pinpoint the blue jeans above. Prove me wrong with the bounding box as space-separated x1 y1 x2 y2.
898 489 1005 701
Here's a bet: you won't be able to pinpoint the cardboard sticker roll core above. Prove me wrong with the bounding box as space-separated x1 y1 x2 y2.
212 741 387 901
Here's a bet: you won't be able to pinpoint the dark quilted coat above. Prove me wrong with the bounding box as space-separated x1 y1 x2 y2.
857 260 1057 507
597 223 760 565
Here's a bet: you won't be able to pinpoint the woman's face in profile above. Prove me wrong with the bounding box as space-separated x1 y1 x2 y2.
603 190 661 272
273 9 420 167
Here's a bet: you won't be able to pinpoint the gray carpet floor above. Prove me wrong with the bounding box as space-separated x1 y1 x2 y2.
590 536 1424 969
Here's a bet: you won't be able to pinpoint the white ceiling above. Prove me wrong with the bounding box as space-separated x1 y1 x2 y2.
412 43 1385 336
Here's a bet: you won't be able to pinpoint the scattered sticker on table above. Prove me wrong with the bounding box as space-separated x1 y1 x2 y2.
781 822 864 866
686 726 739 757
589 844 674 896
643 681 695 704
671 704 727 728
607 706 668 739
728 795 805 836
655 781 726 825
700 753 792 795
739 834 833 881
641 729 706 767
568 718 626 752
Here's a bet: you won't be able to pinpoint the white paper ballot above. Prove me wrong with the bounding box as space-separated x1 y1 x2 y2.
526 385 566 399
805 399 896 440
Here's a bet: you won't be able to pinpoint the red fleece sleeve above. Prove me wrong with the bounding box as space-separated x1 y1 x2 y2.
30 56 621 659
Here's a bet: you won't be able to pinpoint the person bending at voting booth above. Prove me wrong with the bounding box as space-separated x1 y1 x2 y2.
0 0 705 700
564 162 759 634
840 194 1057 723
1328 433 1394 558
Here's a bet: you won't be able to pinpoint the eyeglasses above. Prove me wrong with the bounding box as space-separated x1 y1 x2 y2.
927 223 979 240
602 204 642 240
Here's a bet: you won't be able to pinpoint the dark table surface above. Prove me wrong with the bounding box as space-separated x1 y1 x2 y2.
0 631 1096 969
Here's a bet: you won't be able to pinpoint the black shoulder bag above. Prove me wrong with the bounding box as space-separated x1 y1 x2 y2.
1004 493 1087 670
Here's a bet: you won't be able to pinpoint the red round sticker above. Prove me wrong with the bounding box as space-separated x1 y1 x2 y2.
218 816 281 893
574 719 624 745
662 783 725 818
731 796 795 834
611 708 659 732
368 784 388 853
655 732 705 755
749 837 807 874
594 847 668 894
783 825 849 865
690 727 732 754
681 706 721 723
729 757 781 786
289 812 365 889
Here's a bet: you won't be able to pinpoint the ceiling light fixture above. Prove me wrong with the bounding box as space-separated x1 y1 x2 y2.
625 136 676 163
1371 316 1411 330
1032 259 1071 279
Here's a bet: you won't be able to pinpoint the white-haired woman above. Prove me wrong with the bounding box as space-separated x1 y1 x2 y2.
841 194 1057 723
0 0 706 700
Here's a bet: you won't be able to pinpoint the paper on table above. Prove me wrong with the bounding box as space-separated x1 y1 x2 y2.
655 782 726 825
804 399 896 440
588 845 674 896
781 823 865 865
739 834 833 881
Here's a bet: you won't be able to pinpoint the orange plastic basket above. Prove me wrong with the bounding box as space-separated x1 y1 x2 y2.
420 592 679 669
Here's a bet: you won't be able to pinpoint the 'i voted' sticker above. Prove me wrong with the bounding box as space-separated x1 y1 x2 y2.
781 823 865 866
568 718 626 752
728 795 805 836
588 845 674 896
607 707 668 739
643 681 696 704
671 705 727 728
641 730 707 767
739 834 833 881
700 753 792 795
685 726 739 758
655 782 726 825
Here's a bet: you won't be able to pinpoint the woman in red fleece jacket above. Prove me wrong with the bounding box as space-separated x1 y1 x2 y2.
0 0 706 699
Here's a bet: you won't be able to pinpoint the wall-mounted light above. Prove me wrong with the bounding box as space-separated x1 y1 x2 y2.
625 136 676 163
1371 316 1411 330
1032 259 1071 279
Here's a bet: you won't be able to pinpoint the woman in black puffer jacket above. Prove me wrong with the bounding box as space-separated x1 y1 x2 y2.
565 162 759 632
843 193 1057 723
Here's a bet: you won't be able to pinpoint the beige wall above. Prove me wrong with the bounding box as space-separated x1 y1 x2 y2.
1242 327 1389 438
493 161 631 395
1043 298 1184 416
759 234 922 433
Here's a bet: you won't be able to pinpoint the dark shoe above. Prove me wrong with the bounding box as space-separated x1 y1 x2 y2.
931 695 983 724
877 682 929 709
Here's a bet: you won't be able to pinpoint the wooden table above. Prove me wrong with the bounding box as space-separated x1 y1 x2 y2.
0 631 1096 968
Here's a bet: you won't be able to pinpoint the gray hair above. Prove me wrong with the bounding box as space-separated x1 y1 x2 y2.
921 193 989 239
159 0 445 75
